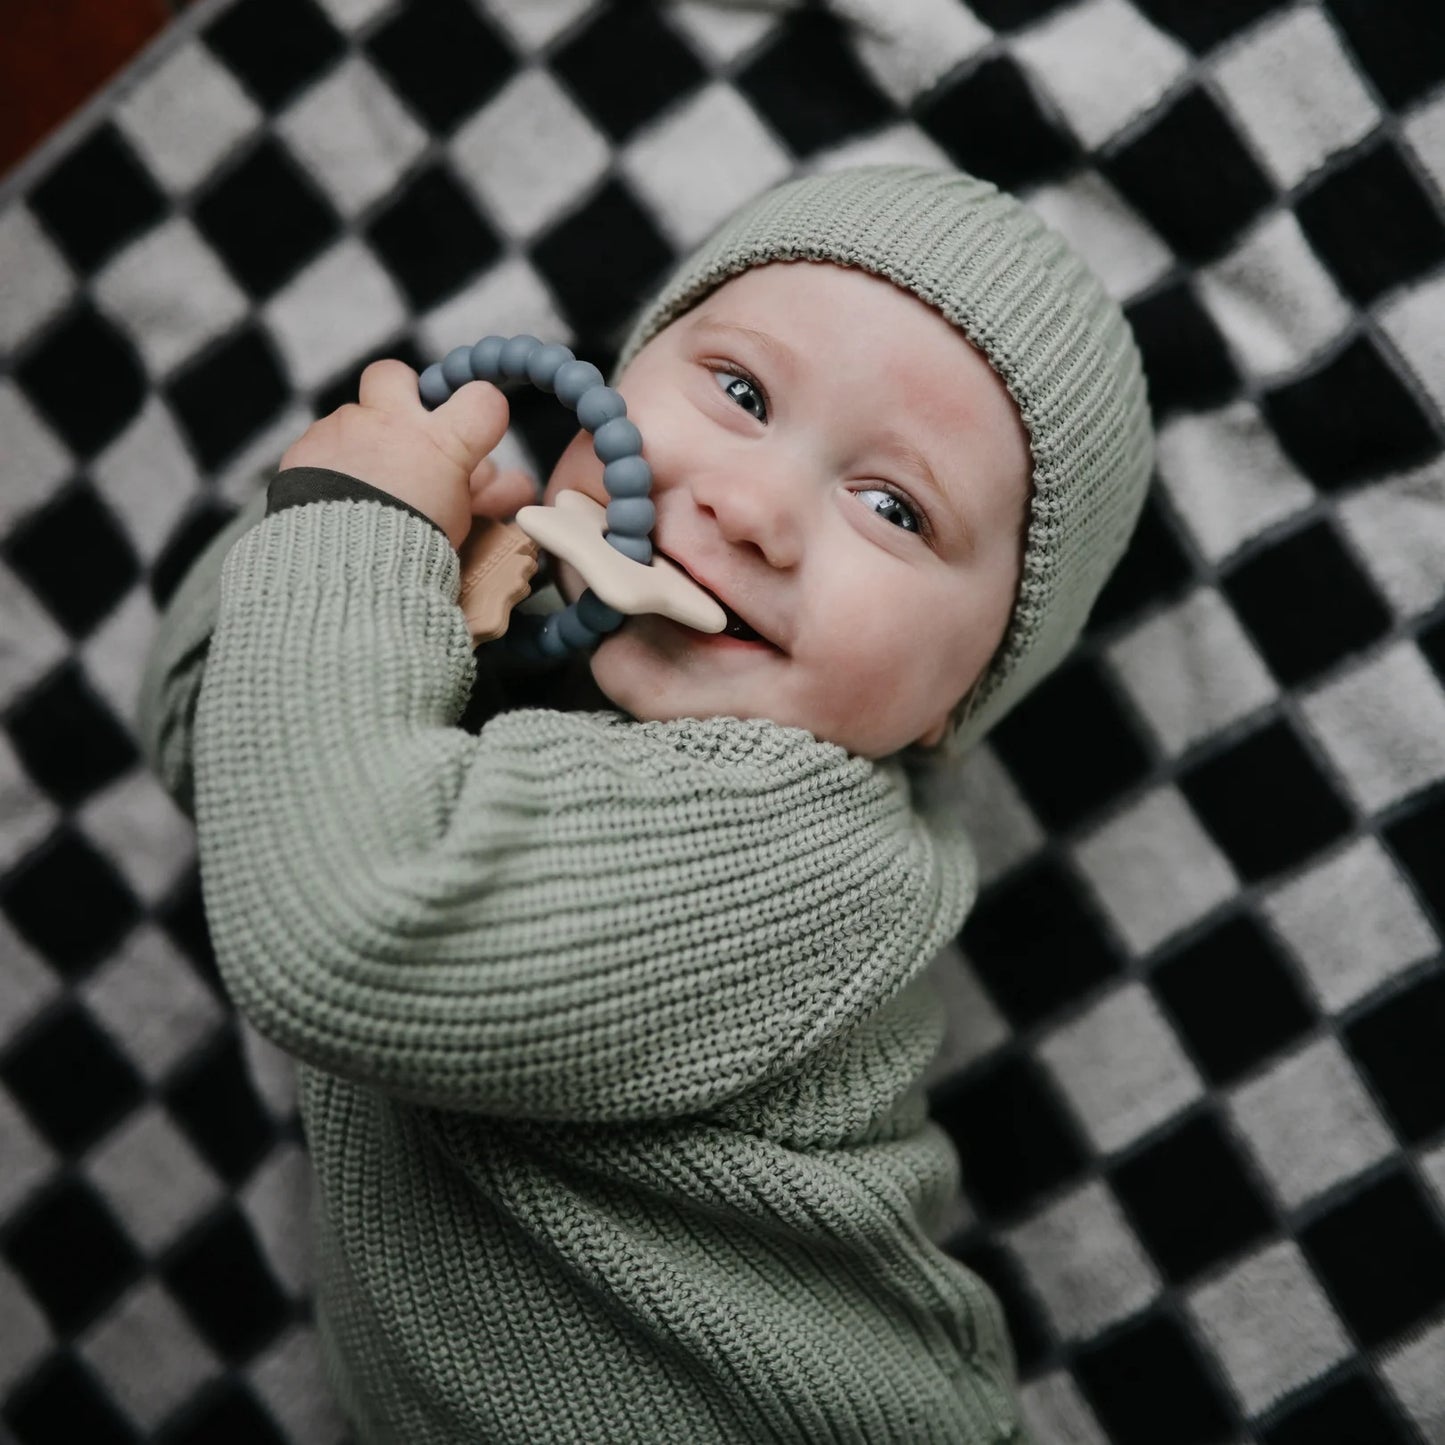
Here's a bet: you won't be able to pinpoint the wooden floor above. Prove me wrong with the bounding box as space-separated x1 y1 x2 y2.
0 0 187 177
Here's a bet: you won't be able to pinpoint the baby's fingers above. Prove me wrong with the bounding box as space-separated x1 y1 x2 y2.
470 463 538 522
428 380 509 475
358 358 425 413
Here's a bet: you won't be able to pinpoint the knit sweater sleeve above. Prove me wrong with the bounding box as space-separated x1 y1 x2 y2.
192 496 974 1123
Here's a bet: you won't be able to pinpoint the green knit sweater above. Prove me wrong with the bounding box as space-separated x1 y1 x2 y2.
138 480 1026 1444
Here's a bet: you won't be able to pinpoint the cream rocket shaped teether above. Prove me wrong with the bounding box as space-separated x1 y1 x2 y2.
515 492 726 634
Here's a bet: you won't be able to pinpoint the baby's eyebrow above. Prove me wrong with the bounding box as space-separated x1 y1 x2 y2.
685 317 800 384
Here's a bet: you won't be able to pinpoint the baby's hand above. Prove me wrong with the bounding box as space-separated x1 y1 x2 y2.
280 360 529 551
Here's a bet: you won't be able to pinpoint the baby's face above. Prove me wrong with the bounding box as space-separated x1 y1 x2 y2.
542 261 1031 759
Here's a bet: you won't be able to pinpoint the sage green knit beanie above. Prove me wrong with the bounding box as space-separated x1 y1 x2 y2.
611 164 1155 758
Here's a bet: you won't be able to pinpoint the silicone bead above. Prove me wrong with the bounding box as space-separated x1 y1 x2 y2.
558 608 601 651
606 497 655 536
576 386 627 432
554 360 605 409
442 345 475 390
593 417 643 463
469 335 507 380
602 455 651 498
500 335 542 380
605 533 652 565
418 363 450 409
528 343 574 392
538 614 570 658
577 591 625 632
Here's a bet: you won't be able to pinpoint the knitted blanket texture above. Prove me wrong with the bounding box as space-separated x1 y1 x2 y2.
177 495 1025 1443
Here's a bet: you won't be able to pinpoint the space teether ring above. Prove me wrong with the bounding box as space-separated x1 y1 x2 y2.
418 334 726 661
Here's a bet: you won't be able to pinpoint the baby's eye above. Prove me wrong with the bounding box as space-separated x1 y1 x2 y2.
856 487 923 535
715 370 767 423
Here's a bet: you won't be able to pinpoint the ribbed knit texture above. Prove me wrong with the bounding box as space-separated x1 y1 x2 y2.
612 164 1156 755
177 497 1027 1443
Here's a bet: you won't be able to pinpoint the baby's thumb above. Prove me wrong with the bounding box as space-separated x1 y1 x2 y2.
430 380 510 473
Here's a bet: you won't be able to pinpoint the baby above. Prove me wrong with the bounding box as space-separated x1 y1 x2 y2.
139 164 1151 1444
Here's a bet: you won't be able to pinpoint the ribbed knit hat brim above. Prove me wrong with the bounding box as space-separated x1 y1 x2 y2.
612 165 1155 757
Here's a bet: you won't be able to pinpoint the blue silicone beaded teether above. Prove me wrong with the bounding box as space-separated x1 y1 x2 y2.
419 334 655 664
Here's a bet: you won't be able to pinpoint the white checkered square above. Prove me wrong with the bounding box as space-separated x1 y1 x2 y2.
483 0 597 52
0 207 73 354
85 591 176 739
419 256 571 373
1228 1036 1396 1210
1107 587 1277 758
83 1104 224 1256
1072 786 1238 955
664 0 789 66
1039 983 1204 1153
1005 1179 1162 1339
1382 1316 1445 1442
241 1143 314 1298
1019 1371 1111 1445
90 399 201 564
278 56 428 219
115 40 261 196
1025 171 1173 301
0 381 73 533
0 1085 56 1220
451 68 610 242
1378 272 1445 419
263 238 408 391
1186 1240 1351 1417
1015 0 1190 149
1198 210 1352 378
0 920 60 1045
81 924 226 1085
0 732 60 879
0 560 69 712
951 741 1046 886
77 768 194 907
239 1020 300 1122
621 82 792 251
1339 458 1445 620
1423 1142 1445 1215
0 1261 51 1396
843 0 992 107
313 0 400 34
1403 90 1445 202
94 217 248 378
1261 837 1439 1013
249 1324 352 1445
1300 640 1445 813
81 1280 221 1432
1213 5 1379 191
1155 400 1315 564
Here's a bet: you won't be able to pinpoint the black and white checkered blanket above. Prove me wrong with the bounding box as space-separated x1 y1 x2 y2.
2 1 1443 1440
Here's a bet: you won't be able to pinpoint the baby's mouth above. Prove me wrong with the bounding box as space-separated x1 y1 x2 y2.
717 603 764 643
654 549 775 648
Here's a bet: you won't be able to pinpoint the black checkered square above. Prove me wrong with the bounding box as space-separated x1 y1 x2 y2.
963 858 1125 1029
915 55 1078 192
932 1056 1091 1221
1151 913 1315 1085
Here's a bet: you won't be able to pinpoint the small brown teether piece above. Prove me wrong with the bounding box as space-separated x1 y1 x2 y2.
457 516 539 643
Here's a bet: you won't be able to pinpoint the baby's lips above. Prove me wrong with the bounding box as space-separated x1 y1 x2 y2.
515 491 726 633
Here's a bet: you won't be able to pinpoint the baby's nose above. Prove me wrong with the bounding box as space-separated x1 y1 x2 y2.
687 461 804 570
